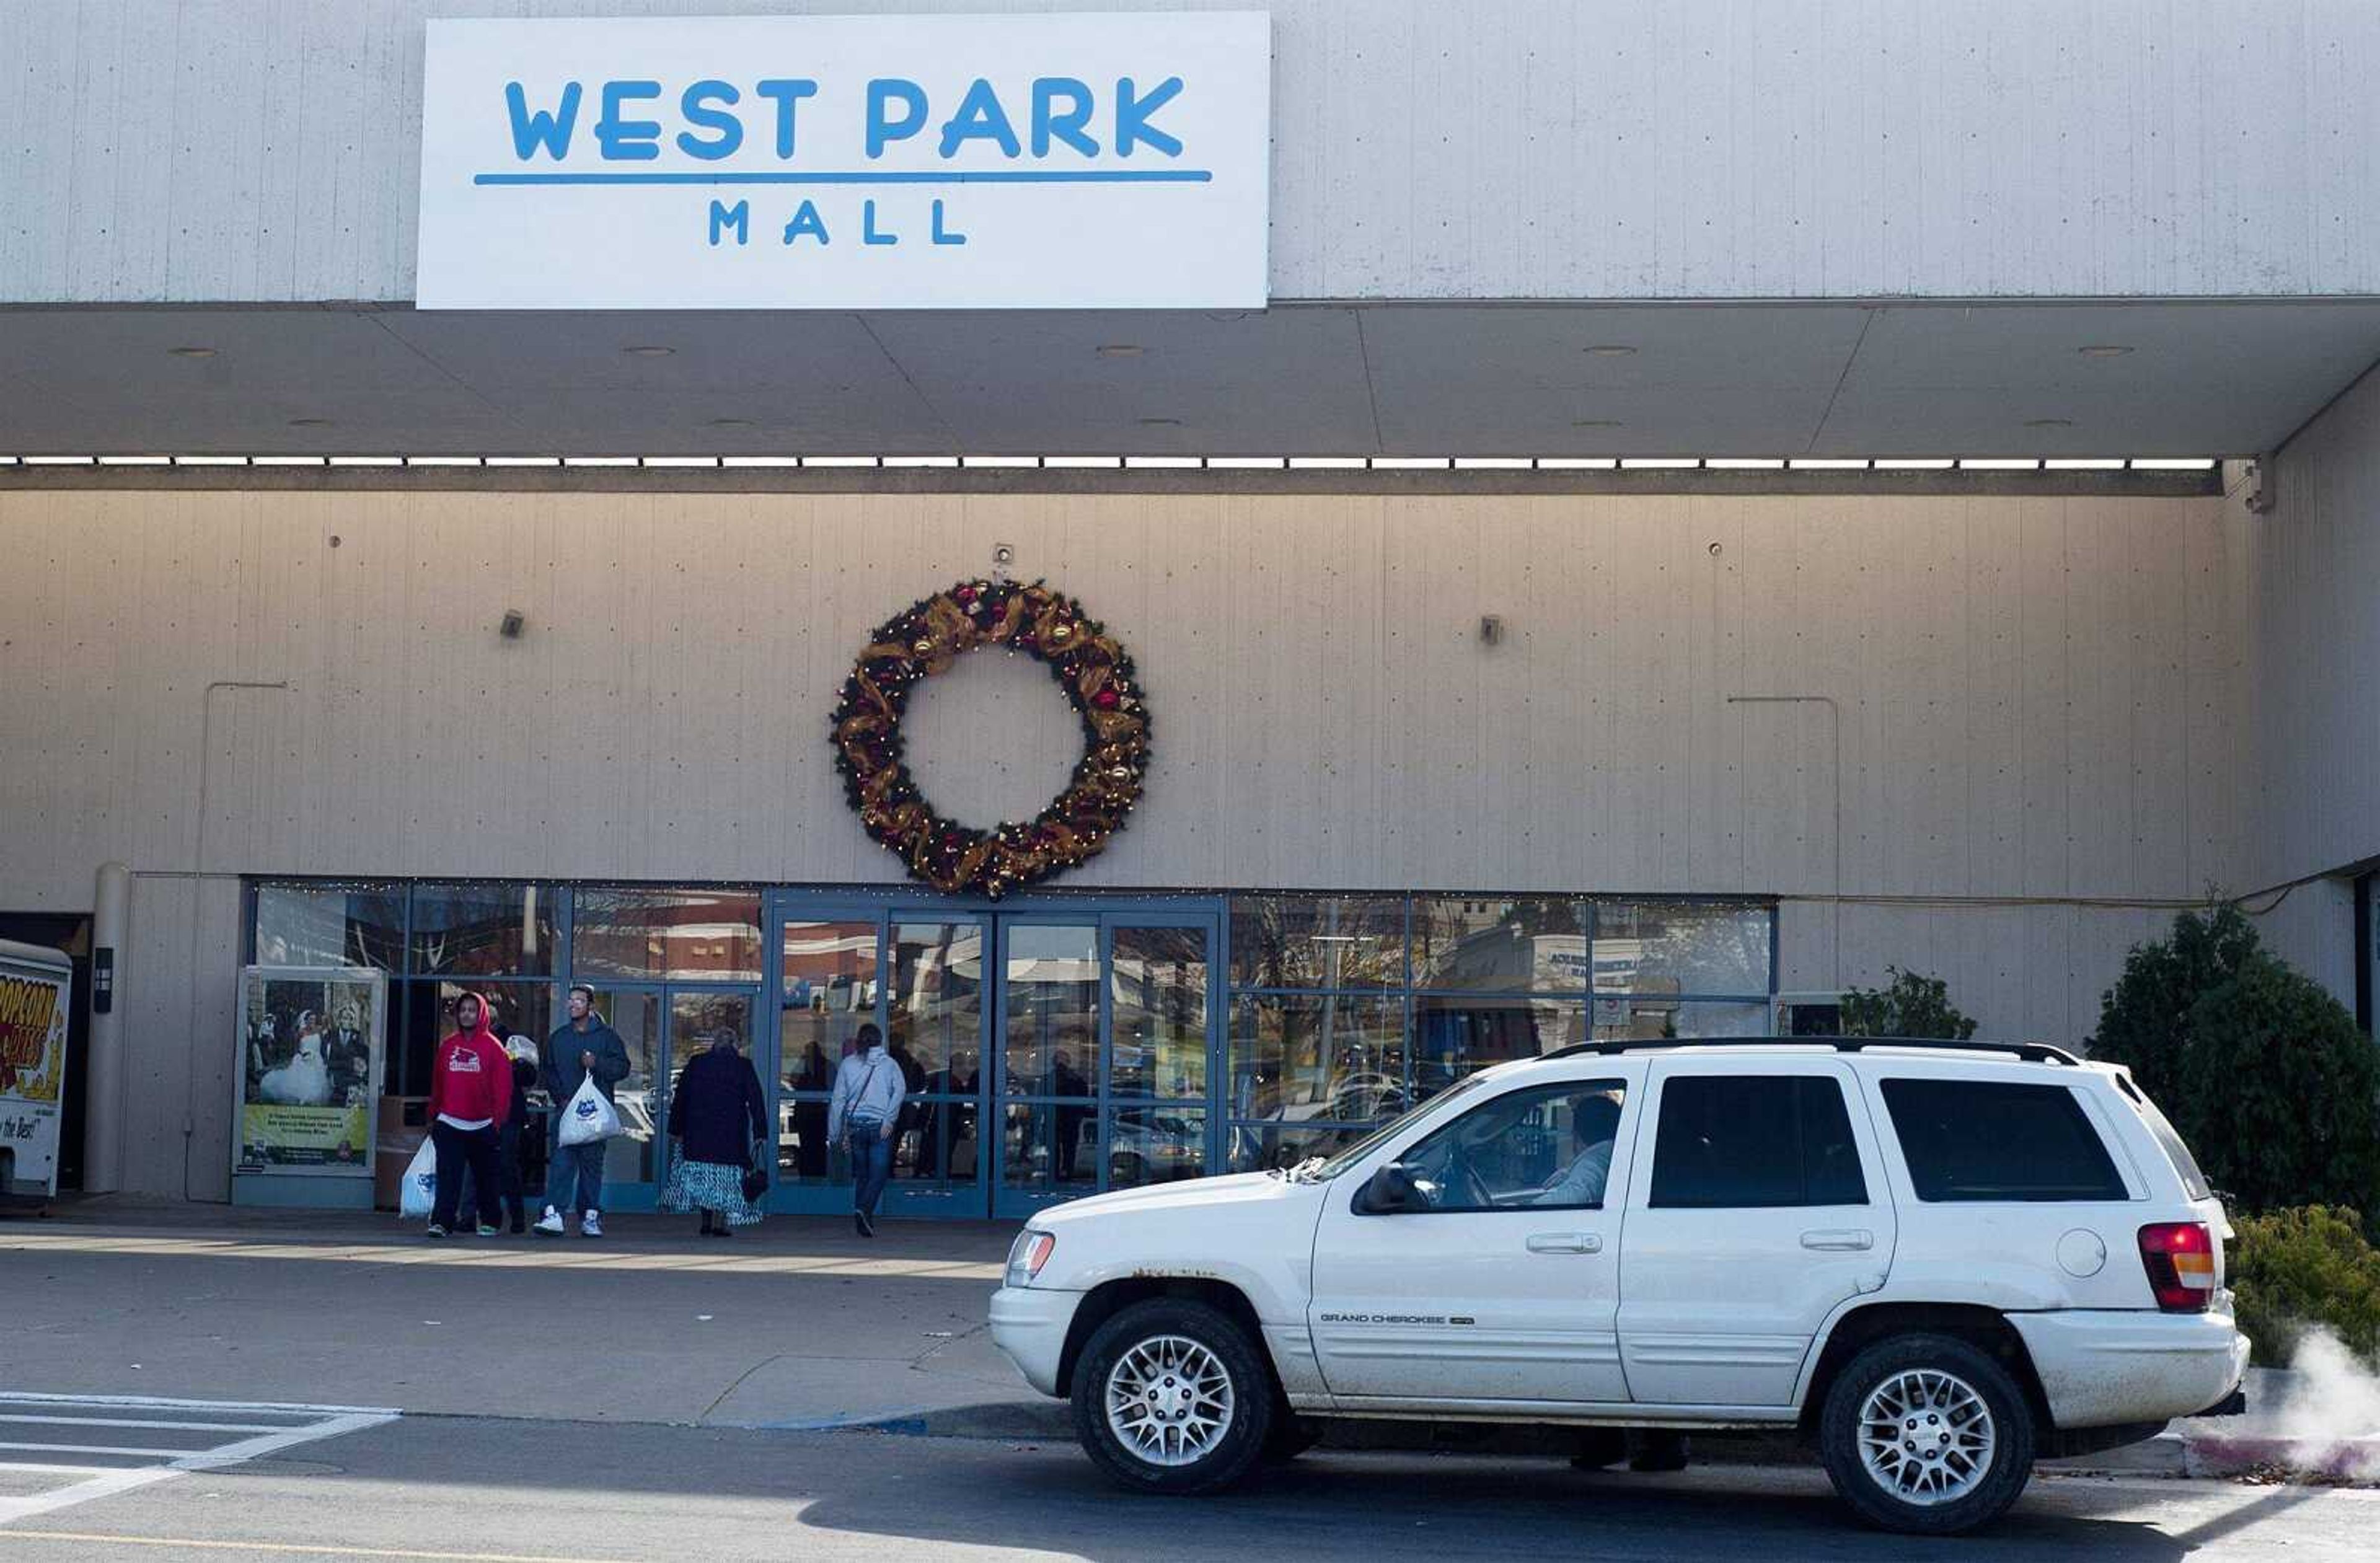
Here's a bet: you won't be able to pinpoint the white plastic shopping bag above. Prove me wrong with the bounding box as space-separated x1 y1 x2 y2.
557 1075 623 1147
399 1139 436 1220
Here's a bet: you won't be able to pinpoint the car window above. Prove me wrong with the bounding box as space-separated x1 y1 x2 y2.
1647 1074 1869 1209
2113 1075 2211 1200
1879 1078 2128 1202
1385 1080 1628 1212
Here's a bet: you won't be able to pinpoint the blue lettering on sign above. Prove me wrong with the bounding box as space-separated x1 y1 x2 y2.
1031 77 1099 156
709 199 749 246
782 199 830 245
938 77 1021 159
932 199 967 246
1115 76 1184 157
866 78 930 158
596 79 664 161
505 81 582 160
862 199 896 245
677 81 743 161
756 79 819 157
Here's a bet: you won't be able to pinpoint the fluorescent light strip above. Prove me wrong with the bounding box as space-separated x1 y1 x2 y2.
4 451 2228 475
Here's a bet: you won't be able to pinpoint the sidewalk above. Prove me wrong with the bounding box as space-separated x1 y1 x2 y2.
1 1196 1039 1432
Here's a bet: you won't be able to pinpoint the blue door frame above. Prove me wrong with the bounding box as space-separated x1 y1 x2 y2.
761 889 1226 1221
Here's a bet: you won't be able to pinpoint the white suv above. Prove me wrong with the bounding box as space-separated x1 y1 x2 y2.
990 1039 2249 1534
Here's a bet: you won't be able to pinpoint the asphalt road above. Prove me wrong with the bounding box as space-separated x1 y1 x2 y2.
4 1414 2377 1563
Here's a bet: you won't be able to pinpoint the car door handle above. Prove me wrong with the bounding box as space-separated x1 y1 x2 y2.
1800 1228 1875 1251
1527 1233 1602 1254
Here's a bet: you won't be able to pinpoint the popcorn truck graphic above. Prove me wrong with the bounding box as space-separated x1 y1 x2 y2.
0 938 73 1198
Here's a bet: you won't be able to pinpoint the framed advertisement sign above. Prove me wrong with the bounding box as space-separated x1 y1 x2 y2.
235 967 385 1179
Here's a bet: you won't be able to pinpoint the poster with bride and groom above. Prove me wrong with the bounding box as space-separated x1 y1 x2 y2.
237 967 385 1176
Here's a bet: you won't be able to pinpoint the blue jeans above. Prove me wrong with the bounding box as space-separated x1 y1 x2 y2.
546 1123 606 1217
849 1125 892 1217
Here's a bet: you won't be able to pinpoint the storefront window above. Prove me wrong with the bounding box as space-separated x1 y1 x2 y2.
1409 996 1589 1100
1110 925 1209 1098
1592 996 1768 1042
1225 1120 1384 1174
571 887 763 982
1411 897 1588 992
1590 900 1771 995
252 883 404 970
1228 994 1406 1125
1228 894 1403 988
408 882 558 976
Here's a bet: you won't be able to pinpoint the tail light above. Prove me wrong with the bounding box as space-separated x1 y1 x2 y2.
2138 1222 2216 1312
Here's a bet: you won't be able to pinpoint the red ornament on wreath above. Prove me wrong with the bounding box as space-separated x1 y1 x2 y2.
828 579 1152 897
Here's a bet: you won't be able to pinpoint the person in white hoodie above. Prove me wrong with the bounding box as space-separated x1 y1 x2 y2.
827 1023 907 1237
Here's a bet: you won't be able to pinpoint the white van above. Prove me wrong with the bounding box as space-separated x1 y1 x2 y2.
0 938 74 1199
990 1038 2248 1534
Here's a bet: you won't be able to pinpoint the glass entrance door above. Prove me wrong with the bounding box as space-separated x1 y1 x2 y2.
765 898 1219 1220
566 984 756 1212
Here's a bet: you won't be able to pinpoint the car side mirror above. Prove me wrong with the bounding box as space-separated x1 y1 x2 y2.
1358 1163 1418 1215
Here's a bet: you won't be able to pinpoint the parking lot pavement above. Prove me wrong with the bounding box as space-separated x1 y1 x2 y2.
2 1412 2378 1562
0 1393 395 1527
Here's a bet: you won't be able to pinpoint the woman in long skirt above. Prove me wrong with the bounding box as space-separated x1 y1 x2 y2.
661 1029 769 1235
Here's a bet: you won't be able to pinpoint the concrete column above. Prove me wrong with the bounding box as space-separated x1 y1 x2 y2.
85 860 131 1193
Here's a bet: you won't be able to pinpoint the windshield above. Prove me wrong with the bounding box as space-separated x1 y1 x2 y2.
1308 1073 1495 1181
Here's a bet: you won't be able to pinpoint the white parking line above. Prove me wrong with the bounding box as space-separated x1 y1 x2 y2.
0 1394 399 1527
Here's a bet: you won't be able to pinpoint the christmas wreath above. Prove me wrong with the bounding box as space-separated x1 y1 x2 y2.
829 579 1150 898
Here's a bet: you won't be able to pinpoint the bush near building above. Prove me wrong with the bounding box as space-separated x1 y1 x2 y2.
1839 967 1978 1041
2089 907 2380 1225
2228 1205 2380 1368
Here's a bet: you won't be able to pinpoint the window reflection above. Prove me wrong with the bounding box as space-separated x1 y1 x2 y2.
1411 897 1587 992
1111 926 1207 1098
1229 995 1405 1125
1409 997 1589 1100
571 888 764 982
1108 1106 1206 1187
1590 900 1771 996
253 883 404 970
1592 997 1768 1042
1002 924 1098 1094
1228 895 1404 988
409 883 558 976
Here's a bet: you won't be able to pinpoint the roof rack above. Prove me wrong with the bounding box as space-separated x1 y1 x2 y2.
1540 1035 2082 1067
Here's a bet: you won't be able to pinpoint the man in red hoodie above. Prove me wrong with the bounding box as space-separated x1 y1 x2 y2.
426 992 513 1238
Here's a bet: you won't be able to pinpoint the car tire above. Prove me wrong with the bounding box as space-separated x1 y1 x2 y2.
1818 1332 2036 1536
1071 1298 1275 1495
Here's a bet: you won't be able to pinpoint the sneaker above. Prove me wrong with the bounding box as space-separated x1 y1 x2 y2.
580 1211 602 1238
853 1212 866 1238
532 1208 565 1237
475 1223 501 1237
425 1224 449 1239
858 1211 876 1238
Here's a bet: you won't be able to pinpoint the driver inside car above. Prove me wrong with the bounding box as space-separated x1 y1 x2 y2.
1525 1094 1621 1207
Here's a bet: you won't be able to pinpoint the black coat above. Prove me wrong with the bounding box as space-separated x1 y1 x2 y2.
669 1046 767 1166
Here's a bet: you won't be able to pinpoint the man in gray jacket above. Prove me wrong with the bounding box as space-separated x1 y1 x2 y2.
536 985 631 1238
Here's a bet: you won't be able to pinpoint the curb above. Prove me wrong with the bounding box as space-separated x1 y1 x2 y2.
829 1401 1073 1440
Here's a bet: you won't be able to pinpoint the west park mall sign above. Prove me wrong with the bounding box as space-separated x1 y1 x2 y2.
416 12 1272 309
